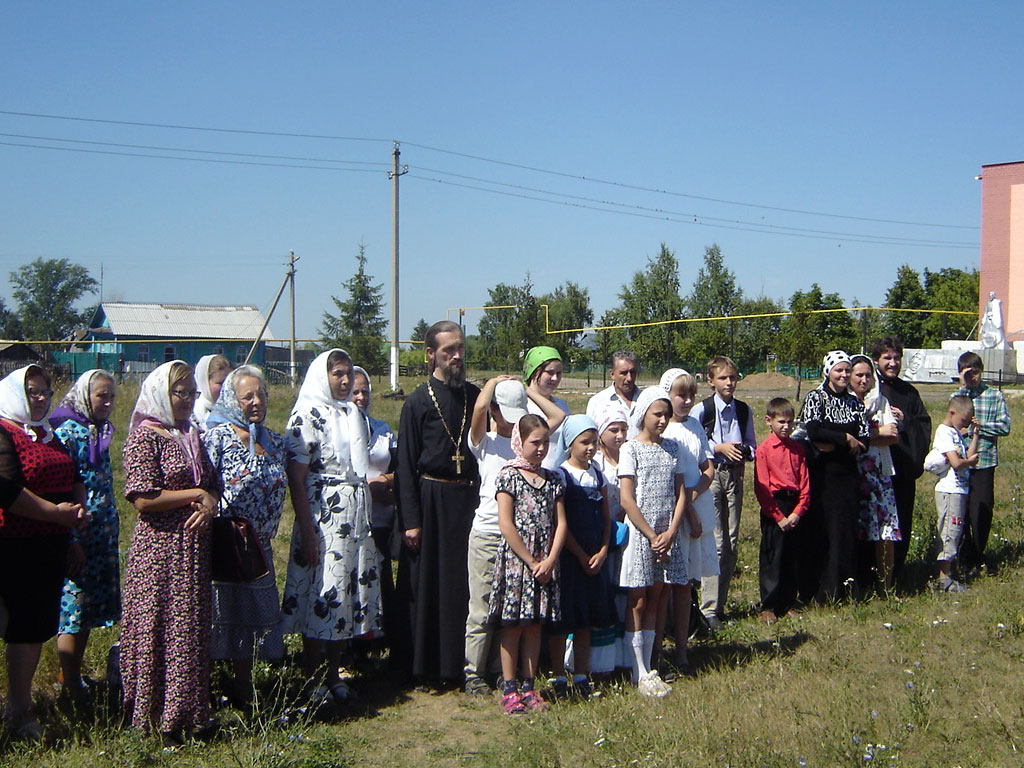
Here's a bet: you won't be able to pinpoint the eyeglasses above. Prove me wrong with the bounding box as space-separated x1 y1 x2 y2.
26 388 52 400
171 389 199 401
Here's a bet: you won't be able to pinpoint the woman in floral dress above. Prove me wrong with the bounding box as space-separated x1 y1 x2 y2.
281 349 381 708
49 369 120 702
121 361 220 744
202 365 287 708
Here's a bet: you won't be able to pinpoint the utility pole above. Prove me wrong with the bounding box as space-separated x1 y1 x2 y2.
289 250 298 387
388 142 408 392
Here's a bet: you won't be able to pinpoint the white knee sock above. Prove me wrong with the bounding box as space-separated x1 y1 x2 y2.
642 630 656 675
627 631 647 683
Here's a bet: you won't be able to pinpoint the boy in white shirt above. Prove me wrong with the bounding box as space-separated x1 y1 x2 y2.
932 396 980 593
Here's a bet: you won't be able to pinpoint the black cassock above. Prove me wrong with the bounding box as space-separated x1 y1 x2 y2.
394 377 480 681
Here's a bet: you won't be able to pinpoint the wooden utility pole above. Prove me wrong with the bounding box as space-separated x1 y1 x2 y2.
388 142 408 392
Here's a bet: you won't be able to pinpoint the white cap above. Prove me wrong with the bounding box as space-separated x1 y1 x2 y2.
493 380 529 425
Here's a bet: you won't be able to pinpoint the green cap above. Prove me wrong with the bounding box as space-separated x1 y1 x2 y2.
523 346 562 382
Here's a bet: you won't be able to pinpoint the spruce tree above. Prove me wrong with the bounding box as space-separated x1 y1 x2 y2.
319 244 388 374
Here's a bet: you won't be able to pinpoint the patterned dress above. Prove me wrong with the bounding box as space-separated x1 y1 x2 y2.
203 423 287 660
121 428 219 733
53 419 120 634
618 438 689 588
487 467 564 626
280 405 382 641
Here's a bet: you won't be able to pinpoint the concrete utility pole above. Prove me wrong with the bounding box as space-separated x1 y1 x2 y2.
289 250 298 387
388 142 408 392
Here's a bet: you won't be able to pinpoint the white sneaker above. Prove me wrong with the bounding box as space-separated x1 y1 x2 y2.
638 671 670 698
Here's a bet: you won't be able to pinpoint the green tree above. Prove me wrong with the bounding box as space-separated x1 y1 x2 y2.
778 284 858 397
0 298 23 340
882 265 928 347
319 244 388 374
539 281 593 367
680 243 743 365
9 257 97 340
732 294 785 374
921 267 979 346
477 274 545 371
609 243 685 368
409 318 429 344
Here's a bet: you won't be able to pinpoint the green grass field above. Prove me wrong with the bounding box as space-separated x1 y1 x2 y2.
3 374 1024 767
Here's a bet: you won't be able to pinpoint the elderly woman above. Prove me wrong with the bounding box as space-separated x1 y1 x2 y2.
192 354 232 431
49 369 120 705
801 351 871 603
523 346 570 469
281 349 382 709
121 361 220 745
0 365 85 740
202 365 287 709
349 366 398 648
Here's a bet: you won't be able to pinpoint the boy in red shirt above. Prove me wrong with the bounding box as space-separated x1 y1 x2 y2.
754 398 810 624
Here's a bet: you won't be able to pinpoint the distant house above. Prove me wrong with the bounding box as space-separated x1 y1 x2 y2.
58 302 275 377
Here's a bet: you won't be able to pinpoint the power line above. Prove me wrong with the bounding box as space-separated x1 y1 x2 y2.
0 108 978 230
406 173 977 249
411 165 977 248
0 140 383 173
0 132 390 167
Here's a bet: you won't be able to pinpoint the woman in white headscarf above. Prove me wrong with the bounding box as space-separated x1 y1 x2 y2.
192 354 232 431
202 365 287 709
280 349 382 709
0 365 83 740
120 360 220 745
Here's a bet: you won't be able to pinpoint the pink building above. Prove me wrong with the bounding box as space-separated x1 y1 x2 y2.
980 161 1024 342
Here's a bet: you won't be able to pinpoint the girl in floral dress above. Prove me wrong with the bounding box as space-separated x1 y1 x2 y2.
202 365 288 708
488 414 567 714
281 349 382 709
121 361 220 744
50 369 120 703
849 355 902 591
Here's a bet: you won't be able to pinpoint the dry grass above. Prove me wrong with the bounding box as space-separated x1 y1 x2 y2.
3 377 1024 766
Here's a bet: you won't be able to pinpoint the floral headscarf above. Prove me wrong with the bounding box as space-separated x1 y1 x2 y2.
207 365 269 455
49 369 115 466
595 403 629 437
129 360 204 485
506 418 544 471
0 365 54 443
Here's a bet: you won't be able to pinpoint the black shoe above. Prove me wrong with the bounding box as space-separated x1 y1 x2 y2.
463 676 492 696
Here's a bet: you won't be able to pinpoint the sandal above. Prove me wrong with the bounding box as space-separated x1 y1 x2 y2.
519 690 550 712
500 691 526 715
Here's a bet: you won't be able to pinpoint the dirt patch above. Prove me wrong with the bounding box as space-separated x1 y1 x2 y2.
738 372 798 391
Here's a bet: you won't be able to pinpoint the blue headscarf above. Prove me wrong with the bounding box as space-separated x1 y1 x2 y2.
207 365 269 455
552 413 599 466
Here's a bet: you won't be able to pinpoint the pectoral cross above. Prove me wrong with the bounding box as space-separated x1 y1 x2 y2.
452 449 465 475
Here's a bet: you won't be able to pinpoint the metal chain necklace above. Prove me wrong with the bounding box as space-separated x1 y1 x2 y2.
427 377 468 475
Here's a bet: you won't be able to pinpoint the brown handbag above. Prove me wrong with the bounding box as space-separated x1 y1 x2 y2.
211 516 270 583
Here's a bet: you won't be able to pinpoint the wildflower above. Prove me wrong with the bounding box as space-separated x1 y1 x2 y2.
906 681 915 690
883 622 893 630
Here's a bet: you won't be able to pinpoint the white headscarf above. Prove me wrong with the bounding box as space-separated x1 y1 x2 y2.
629 386 671 435
292 349 369 478
596 402 629 437
130 360 204 484
0 365 54 443
193 354 223 429
659 367 690 394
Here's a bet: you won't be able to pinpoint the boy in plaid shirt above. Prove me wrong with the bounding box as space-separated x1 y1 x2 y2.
954 352 1011 576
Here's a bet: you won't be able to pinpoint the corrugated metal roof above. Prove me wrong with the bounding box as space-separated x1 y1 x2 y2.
100 302 275 340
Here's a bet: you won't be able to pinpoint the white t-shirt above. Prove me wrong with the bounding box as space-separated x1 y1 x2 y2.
593 451 622 522
560 461 606 501
933 423 969 495
527 395 571 469
663 417 715 531
468 431 516 536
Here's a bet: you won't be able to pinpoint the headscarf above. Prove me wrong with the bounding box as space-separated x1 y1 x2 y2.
48 369 115 465
821 350 852 382
351 365 372 413
849 353 882 417
629 386 671 435
192 354 219 426
523 346 562 383
206 365 269 455
0 365 54 443
595 403 629 437
659 367 690 394
291 349 369 478
129 360 204 485
558 414 599 459
506 419 543 471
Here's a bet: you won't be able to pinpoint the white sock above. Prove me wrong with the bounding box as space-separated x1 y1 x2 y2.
627 632 647 683
642 630 656 676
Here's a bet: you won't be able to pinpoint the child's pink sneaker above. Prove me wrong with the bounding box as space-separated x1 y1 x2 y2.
520 690 550 712
501 691 526 715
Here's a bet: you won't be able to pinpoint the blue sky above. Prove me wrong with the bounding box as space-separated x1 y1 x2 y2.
1 2 1019 343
